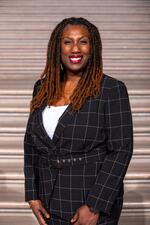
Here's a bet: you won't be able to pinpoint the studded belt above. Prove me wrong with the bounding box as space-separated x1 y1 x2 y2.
40 150 106 169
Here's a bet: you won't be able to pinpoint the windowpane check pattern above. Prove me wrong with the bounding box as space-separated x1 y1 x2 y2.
24 74 133 224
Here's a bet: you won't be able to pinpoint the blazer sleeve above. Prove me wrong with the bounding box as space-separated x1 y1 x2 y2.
85 81 133 215
24 80 41 201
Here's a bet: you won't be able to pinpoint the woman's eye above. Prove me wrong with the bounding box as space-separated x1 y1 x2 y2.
80 40 88 44
64 40 71 44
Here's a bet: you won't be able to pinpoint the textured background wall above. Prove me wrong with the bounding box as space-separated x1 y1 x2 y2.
0 0 150 224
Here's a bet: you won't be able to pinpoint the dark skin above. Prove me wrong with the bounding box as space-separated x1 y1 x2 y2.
28 25 99 225
56 24 91 105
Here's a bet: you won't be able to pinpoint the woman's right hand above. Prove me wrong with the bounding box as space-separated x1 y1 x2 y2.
28 199 51 225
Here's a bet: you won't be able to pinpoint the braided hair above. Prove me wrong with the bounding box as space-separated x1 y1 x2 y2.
30 17 103 113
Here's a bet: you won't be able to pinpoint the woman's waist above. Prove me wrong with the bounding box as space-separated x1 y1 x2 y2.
39 148 106 169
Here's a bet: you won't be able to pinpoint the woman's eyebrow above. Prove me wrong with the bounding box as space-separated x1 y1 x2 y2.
61 36 89 40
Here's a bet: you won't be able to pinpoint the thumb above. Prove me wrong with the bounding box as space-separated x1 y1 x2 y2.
40 205 51 219
70 212 79 223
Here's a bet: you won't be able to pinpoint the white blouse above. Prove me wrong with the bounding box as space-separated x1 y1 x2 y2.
42 105 68 139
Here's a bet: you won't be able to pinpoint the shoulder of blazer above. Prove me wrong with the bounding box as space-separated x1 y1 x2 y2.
32 79 42 98
102 73 127 90
32 74 127 100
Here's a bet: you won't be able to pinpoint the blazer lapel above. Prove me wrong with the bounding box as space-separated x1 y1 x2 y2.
33 102 75 148
32 101 57 150
52 104 74 144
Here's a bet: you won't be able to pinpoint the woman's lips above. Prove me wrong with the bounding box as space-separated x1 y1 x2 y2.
69 56 83 64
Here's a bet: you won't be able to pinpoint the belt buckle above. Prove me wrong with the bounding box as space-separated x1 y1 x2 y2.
56 159 63 169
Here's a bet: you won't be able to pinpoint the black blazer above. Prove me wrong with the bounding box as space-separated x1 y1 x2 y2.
24 74 133 223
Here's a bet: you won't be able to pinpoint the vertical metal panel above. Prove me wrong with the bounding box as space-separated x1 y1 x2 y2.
0 0 150 224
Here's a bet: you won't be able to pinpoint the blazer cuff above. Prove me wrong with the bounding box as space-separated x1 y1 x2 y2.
25 190 39 202
85 193 112 215
86 204 100 214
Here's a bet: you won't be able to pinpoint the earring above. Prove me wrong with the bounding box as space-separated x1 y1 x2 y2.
60 63 63 71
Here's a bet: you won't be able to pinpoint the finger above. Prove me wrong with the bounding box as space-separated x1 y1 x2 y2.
73 221 81 225
70 212 79 223
35 210 48 225
40 205 51 219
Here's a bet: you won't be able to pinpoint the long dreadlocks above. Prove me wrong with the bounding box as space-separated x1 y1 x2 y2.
30 17 103 113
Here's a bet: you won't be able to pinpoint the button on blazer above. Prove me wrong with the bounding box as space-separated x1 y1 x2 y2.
24 74 133 223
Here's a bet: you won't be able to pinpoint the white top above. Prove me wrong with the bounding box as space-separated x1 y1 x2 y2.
42 105 68 139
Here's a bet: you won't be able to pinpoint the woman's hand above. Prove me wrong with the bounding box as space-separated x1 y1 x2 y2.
70 204 99 225
28 200 50 225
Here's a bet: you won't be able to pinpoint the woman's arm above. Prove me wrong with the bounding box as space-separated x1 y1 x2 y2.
24 80 41 201
24 80 50 225
85 81 133 215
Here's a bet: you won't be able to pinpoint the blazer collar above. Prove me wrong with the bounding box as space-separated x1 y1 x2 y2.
52 104 74 143
33 101 74 148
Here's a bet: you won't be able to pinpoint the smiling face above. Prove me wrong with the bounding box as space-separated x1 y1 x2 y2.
61 24 91 76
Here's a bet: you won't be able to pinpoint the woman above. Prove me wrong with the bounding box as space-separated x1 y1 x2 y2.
24 17 133 225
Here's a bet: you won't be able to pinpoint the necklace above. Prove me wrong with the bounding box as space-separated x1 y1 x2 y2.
61 80 78 99
53 79 80 106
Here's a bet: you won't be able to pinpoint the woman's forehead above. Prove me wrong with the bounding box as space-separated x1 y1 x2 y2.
62 24 90 38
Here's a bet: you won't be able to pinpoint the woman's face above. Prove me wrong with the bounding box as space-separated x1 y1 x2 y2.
61 24 90 75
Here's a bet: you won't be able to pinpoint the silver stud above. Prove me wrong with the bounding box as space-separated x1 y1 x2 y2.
57 159 60 163
62 159 66 163
68 159 71 162
73 158 76 162
79 158 82 161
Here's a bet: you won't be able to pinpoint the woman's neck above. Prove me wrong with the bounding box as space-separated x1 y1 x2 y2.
52 72 81 106
64 71 82 82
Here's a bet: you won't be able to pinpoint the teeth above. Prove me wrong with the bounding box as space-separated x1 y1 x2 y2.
70 57 81 61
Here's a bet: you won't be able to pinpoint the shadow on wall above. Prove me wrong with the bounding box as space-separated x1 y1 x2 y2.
0 171 22 224
119 190 146 225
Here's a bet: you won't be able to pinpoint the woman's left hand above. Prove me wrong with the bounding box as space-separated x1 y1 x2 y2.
70 204 99 225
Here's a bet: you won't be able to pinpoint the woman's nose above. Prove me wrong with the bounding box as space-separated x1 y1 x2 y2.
71 43 80 52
